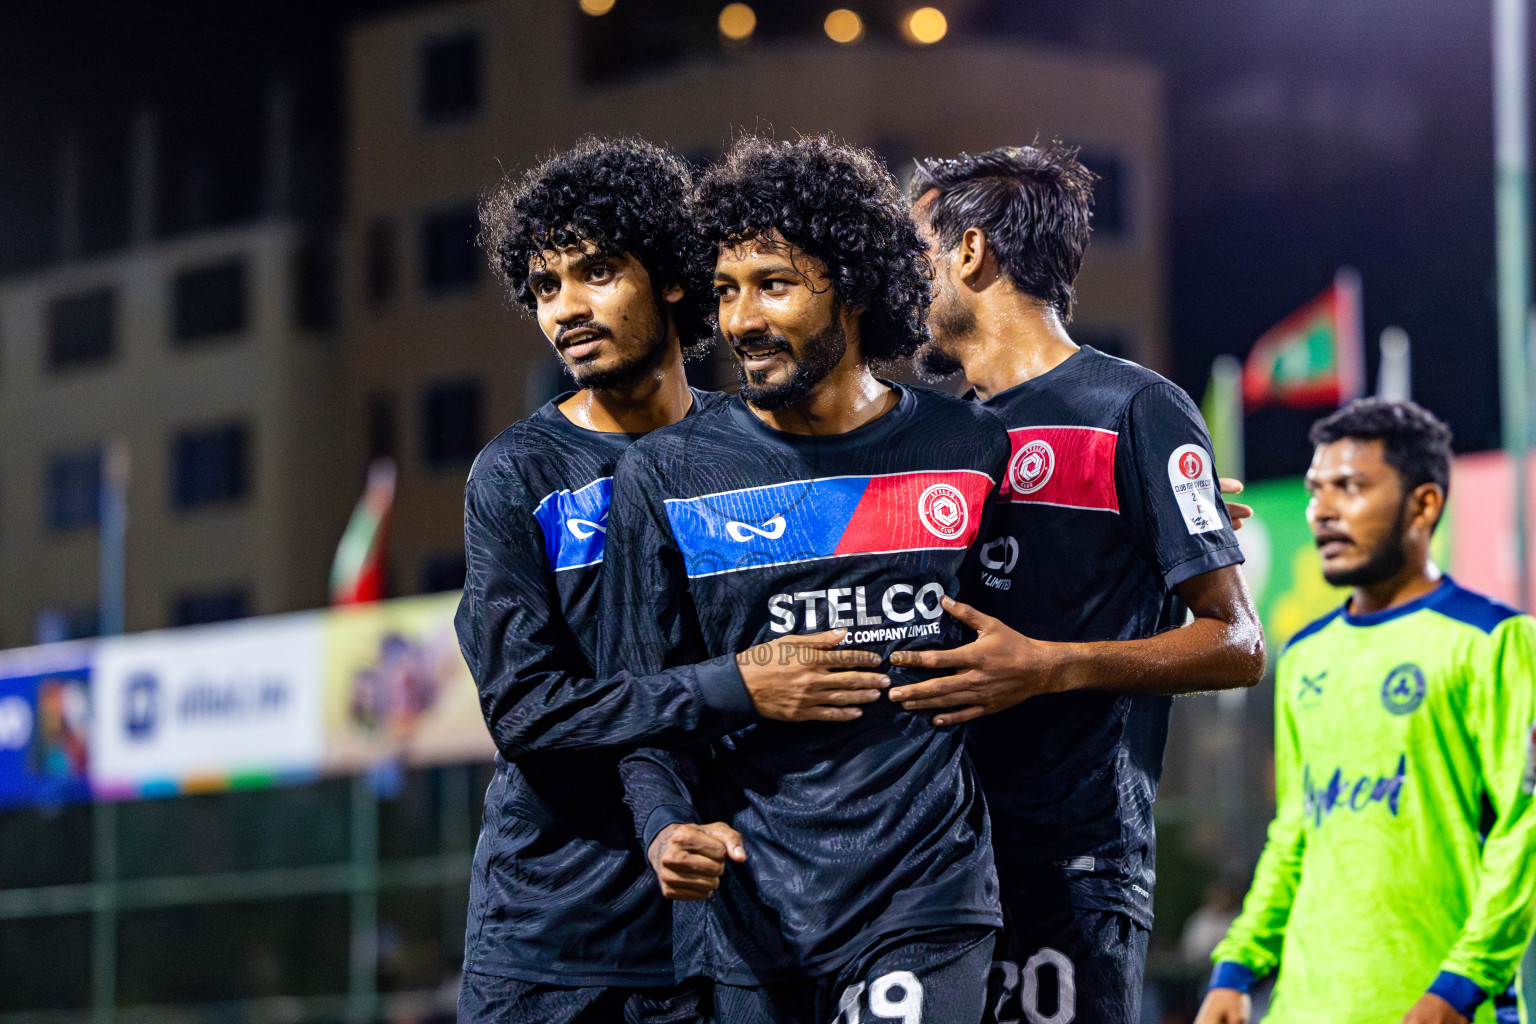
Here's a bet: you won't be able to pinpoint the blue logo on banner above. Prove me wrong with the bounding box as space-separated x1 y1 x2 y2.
0 664 92 811
1380 664 1426 715
533 477 612 572
125 672 159 740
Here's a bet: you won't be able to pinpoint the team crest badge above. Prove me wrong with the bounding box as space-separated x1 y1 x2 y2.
1380 663 1426 715
1009 439 1056 495
917 483 968 539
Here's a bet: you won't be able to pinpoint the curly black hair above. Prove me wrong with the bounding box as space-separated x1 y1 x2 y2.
691 134 930 362
478 136 715 358
910 143 1096 324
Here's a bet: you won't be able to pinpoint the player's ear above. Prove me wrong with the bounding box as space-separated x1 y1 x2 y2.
1409 482 1444 535
661 282 685 304
958 227 988 284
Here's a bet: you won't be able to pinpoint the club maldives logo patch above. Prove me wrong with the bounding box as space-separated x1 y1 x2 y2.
1178 449 1203 479
1380 663 1427 715
917 484 969 539
1009 439 1055 495
1166 443 1221 535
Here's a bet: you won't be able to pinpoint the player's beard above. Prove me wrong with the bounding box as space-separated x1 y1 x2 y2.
915 272 974 381
734 316 848 411
1321 497 1410 587
557 297 669 391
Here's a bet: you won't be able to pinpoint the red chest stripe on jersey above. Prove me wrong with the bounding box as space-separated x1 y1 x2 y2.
833 470 995 555
1002 426 1119 512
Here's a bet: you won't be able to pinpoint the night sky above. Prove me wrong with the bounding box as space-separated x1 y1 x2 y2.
1 0 1520 478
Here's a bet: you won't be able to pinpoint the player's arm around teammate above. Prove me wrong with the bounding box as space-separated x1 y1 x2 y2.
884 183 1264 720
887 571 1261 725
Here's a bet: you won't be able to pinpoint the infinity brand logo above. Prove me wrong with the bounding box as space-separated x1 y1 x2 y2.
726 514 787 542
566 517 607 539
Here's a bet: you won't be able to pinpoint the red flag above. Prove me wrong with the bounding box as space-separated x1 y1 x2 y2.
330 458 396 605
1243 268 1364 410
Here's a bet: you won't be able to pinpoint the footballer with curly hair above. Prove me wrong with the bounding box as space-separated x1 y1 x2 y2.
456 136 888 1024
603 135 1010 1023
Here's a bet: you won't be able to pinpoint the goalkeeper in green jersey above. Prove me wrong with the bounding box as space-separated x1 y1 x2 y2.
1197 399 1536 1024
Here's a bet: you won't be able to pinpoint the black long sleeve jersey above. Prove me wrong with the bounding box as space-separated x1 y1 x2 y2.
962 347 1244 928
454 388 756 986
602 384 1009 984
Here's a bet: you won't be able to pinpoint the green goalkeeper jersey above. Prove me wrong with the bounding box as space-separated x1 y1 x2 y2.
1211 578 1536 1023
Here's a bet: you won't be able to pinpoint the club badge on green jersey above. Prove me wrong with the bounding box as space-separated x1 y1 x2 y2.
1380 663 1426 715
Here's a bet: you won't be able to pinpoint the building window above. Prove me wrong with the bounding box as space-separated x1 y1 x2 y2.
420 206 480 296
420 32 482 124
172 423 249 509
367 392 398 463
292 236 336 330
365 219 397 309
1080 153 1129 239
47 288 116 369
421 551 467 594
45 447 101 531
173 259 248 344
172 589 250 627
421 379 482 469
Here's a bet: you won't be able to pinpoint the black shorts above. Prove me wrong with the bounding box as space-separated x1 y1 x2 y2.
985 905 1148 1024
457 971 703 1024
709 925 996 1024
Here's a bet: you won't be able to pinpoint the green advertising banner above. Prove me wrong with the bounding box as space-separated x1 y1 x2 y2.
1238 477 1450 649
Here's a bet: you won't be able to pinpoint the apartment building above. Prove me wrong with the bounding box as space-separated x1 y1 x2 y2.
0 218 347 648
343 0 1170 597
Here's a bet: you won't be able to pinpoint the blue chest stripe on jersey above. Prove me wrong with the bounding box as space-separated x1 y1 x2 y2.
664 476 869 579
532 477 612 572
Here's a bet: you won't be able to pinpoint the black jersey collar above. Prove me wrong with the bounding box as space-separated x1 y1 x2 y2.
726 380 914 452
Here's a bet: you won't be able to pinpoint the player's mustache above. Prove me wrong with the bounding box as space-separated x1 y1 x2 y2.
555 322 612 348
731 335 793 356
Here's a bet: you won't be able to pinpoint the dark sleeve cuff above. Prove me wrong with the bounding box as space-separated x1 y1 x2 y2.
641 805 698 853
1428 971 1486 1019
1208 962 1256 994
1164 543 1245 589
695 654 756 732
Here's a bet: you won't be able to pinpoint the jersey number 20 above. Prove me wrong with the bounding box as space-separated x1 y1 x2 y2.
990 949 1076 1024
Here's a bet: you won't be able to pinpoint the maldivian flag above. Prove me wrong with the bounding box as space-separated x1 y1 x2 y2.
330 458 396 605
1243 267 1364 410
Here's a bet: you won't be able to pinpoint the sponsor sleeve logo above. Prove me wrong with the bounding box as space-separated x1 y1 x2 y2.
663 470 994 578
1166 443 1222 535
532 476 613 572
1001 426 1118 512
